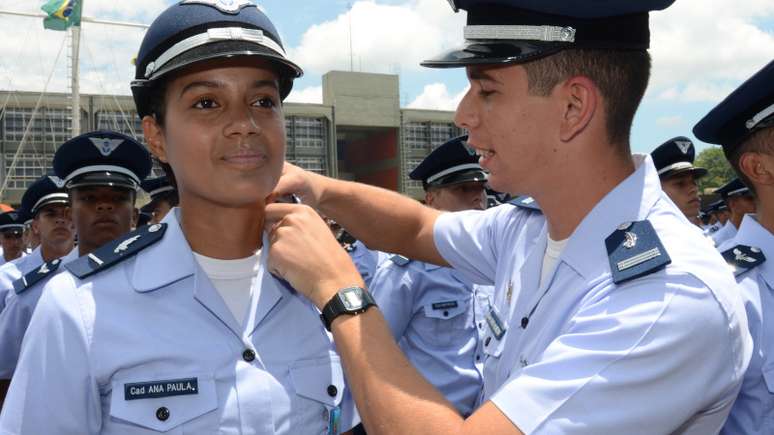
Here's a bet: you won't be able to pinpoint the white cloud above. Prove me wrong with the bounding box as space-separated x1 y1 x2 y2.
656 82 738 103
289 0 465 75
655 115 684 127
286 85 323 104
407 83 468 111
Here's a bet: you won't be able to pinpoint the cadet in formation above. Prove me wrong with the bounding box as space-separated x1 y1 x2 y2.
0 130 149 408
265 0 751 433
711 178 756 247
0 212 25 268
0 1 358 433
650 136 707 226
140 175 178 225
369 136 497 417
694 59 774 435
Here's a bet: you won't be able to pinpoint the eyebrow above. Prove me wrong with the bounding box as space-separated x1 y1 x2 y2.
179 79 280 99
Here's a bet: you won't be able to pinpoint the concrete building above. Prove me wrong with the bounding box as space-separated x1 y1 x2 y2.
0 71 461 203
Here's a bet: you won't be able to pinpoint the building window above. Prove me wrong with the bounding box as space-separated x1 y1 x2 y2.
2 107 71 148
287 116 326 149
403 158 425 190
401 121 462 189
290 156 326 174
95 111 145 144
2 153 54 190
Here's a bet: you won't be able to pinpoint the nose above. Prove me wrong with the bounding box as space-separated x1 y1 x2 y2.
223 104 261 139
454 88 479 131
96 200 114 212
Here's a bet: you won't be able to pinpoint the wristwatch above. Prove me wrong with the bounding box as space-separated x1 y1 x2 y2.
320 286 377 331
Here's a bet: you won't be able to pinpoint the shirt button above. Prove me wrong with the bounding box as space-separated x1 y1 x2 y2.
327 385 338 397
478 322 483 329
156 407 170 421
484 337 491 347
443 310 449 317
476 355 481 361
242 349 256 362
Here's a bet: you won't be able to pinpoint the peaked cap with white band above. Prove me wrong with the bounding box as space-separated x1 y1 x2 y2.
715 178 752 201
410 135 487 188
20 174 70 217
650 136 707 180
422 0 675 68
53 131 152 190
141 176 176 200
0 211 25 233
694 59 774 150
131 0 303 118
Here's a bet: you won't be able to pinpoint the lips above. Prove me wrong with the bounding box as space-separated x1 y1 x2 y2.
93 218 118 226
221 148 268 169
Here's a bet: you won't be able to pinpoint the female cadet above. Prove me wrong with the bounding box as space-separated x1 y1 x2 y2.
0 1 358 433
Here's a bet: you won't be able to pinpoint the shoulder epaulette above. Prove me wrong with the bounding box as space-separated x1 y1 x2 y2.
13 258 63 295
343 243 356 253
605 220 671 284
65 223 167 279
508 196 541 212
390 254 411 267
721 244 766 277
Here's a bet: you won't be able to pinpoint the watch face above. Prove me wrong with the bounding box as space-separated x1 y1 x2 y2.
340 287 364 310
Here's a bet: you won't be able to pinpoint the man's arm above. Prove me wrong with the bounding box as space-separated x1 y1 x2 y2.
272 163 447 266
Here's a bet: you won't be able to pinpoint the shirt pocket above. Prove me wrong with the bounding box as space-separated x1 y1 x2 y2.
107 373 218 434
418 298 470 347
290 356 346 434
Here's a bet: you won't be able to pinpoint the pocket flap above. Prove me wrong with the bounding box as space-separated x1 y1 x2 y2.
423 298 468 319
290 356 345 407
110 374 217 432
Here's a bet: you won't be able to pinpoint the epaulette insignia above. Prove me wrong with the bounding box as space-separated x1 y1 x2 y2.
605 220 671 284
66 223 167 279
390 254 411 266
343 243 356 253
721 245 765 277
508 196 541 212
13 258 63 295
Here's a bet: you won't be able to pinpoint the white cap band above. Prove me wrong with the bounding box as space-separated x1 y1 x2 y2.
657 161 693 175
746 102 774 130
426 163 486 184
464 24 576 43
32 193 69 215
64 165 141 187
149 186 175 198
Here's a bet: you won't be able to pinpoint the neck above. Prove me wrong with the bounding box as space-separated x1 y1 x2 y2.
41 240 74 262
179 195 265 259
755 195 774 235
731 212 744 229
3 251 18 262
531 148 635 240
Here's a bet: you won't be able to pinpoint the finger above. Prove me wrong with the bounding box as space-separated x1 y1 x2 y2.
264 202 300 226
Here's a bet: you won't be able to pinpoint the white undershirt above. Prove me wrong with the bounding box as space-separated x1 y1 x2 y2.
193 250 262 327
540 236 568 288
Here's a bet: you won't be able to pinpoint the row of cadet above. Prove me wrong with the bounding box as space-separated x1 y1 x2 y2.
0 0 770 434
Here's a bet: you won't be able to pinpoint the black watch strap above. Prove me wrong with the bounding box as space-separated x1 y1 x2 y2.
320 286 376 331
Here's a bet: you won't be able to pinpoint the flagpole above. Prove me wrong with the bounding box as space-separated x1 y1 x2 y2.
71 20 81 136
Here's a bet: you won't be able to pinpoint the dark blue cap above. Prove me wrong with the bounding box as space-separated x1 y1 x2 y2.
20 174 69 217
410 136 487 187
715 178 752 200
53 131 152 190
141 176 175 200
0 210 25 234
694 60 774 151
423 0 675 68
650 136 707 180
131 0 303 118
707 199 728 212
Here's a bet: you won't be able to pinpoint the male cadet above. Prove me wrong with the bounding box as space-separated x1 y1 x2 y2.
21 211 40 254
0 132 149 406
650 136 707 225
368 136 499 417
693 59 774 435
711 178 757 247
0 212 25 268
264 1 751 433
140 175 178 224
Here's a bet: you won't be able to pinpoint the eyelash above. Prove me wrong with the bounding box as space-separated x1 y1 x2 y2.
192 96 278 110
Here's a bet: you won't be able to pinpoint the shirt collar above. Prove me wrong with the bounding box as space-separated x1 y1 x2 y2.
131 208 196 291
729 214 774 289
561 154 662 280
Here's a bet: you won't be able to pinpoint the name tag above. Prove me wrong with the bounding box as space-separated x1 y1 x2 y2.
124 377 199 401
485 308 506 340
432 300 458 310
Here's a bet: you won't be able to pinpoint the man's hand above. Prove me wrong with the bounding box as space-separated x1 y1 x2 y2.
268 162 325 209
265 203 365 309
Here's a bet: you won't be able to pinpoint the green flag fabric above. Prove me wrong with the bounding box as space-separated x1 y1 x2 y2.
41 0 82 31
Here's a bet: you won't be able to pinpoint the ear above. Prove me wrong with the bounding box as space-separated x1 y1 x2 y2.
738 152 774 187
142 115 168 163
557 76 598 142
424 190 436 208
31 219 41 237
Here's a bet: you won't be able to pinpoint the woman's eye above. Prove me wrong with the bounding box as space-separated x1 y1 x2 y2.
254 97 277 109
193 98 218 109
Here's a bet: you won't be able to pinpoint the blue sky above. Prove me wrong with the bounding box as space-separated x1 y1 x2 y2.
0 0 772 155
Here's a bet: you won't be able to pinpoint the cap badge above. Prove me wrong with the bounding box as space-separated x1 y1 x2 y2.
182 0 254 14
48 175 66 188
8 213 17 220
623 232 638 249
89 137 124 156
675 140 692 154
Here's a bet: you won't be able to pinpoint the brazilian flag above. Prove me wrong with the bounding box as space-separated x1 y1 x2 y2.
41 0 82 31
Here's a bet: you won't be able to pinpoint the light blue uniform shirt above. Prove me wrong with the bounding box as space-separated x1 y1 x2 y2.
347 240 388 287
720 214 774 435
0 247 79 379
712 221 738 247
369 256 494 416
434 155 752 434
0 247 42 313
0 211 358 434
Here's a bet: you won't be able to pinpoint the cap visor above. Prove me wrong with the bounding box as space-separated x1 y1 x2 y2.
67 172 138 190
421 41 561 68
429 170 488 187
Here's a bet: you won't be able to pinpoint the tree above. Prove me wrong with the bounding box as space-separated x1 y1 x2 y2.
695 147 736 193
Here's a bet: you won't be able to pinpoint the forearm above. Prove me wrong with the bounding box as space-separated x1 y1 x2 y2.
331 309 464 435
315 174 446 265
